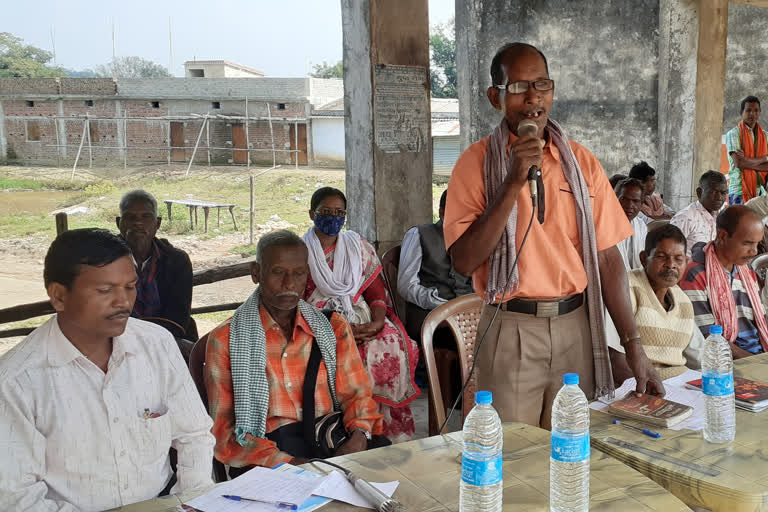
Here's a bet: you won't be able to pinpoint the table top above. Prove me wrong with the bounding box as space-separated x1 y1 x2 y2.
591 352 768 512
113 422 687 512
163 199 234 208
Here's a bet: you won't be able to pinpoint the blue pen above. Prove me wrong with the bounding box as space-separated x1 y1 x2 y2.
613 419 661 438
221 495 298 510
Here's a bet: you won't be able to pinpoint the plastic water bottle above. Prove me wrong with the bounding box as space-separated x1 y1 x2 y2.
459 390 503 512
550 373 590 512
702 325 736 443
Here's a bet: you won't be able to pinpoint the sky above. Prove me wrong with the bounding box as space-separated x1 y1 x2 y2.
2 0 454 77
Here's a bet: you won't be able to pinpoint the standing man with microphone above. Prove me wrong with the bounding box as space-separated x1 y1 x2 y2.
444 42 663 429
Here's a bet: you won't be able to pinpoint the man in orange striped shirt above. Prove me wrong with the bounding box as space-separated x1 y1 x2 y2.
205 230 382 475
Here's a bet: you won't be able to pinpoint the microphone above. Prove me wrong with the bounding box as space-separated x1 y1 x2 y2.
517 120 540 205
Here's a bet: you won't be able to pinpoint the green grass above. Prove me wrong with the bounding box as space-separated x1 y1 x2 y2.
0 177 43 190
193 311 235 327
0 168 345 243
1 315 53 332
0 167 449 247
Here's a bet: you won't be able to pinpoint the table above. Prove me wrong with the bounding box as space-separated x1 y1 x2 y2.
592 353 768 512
112 422 687 511
164 199 238 233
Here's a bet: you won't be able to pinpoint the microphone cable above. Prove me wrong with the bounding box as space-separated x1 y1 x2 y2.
438 194 537 434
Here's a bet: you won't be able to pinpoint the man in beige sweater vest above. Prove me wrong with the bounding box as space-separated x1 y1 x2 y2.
610 224 703 383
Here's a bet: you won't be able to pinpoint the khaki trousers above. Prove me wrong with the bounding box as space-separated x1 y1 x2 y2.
475 302 595 430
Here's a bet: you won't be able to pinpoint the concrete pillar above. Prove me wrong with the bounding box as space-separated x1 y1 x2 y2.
115 100 125 159
693 0 728 187
659 0 727 209
56 99 67 159
340 0 432 253
658 0 698 208
305 103 314 168
0 101 6 162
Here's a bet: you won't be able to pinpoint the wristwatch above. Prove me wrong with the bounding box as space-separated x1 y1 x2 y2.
353 427 372 440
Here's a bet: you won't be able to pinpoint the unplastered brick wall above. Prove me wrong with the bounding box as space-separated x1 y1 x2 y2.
63 99 117 118
125 119 169 163
2 99 58 117
208 100 305 119
59 78 117 96
2 87 307 165
247 120 293 165
4 118 60 163
0 78 116 97
120 100 170 117
0 78 59 95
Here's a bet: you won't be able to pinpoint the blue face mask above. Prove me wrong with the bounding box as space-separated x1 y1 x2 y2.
314 215 346 236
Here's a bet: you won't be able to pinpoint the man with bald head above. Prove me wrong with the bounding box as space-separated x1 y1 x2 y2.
444 42 662 429
680 206 768 358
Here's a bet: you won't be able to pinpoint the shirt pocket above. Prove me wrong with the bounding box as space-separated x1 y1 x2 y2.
131 410 172 464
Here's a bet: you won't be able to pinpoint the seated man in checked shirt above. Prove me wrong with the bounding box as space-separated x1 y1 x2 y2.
204 230 383 478
0 228 214 512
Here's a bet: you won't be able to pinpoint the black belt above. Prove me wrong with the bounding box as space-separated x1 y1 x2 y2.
493 293 584 318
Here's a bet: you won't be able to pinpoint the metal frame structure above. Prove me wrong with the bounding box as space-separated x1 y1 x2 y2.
10 100 306 178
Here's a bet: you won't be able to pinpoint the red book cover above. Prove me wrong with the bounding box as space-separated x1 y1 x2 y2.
686 377 768 405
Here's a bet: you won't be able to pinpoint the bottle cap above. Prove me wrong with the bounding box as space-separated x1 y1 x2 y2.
709 325 723 335
563 373 579 385
475 391 493 405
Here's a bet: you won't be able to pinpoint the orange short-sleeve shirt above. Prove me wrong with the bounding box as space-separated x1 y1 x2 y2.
443 132 632 302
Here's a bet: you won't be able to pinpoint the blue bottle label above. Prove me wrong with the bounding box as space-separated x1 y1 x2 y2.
551 432 590 462
702 371 734 396
461 452 503 486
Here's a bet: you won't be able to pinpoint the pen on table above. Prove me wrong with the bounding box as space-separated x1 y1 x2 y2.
613 419 661 438
221 495 298 510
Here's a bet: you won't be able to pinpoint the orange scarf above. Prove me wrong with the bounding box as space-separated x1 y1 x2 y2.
738 121 768 201
704 242 768 351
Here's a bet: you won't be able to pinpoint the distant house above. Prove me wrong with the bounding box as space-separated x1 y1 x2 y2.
0 76 342 167
184 60 265 78
310 97 460 171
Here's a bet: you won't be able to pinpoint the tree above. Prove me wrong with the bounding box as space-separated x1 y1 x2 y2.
430 18 456 98
65 68 98 78
310 60 343 79
0 32 67 78
95 56 172 78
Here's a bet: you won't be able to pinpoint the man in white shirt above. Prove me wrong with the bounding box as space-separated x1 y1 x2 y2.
615 177 648 270
398 190 475 338
670 170 728 257
397 190 474 406
0 228 214 512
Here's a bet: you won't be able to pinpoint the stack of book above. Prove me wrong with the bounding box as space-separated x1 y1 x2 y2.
685 377 768 412
607 393 694 428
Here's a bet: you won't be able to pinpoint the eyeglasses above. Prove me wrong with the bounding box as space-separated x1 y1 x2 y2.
315 208 346 217
495 79 555 95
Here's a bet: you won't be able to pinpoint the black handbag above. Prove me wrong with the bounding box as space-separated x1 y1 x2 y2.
302 337 349 459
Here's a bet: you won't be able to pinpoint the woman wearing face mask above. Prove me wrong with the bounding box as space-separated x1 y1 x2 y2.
302 187 420 443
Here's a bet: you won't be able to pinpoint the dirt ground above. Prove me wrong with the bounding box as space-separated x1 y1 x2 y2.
0 163 352 355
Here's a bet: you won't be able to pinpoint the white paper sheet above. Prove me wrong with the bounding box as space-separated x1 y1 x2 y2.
271 465 333 511
590 369 706 431
186 466 327 511
311 471 400 509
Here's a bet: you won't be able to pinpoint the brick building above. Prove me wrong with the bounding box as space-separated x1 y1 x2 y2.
0 77 343 167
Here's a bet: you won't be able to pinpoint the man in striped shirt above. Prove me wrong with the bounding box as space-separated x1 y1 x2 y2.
680 207 768 358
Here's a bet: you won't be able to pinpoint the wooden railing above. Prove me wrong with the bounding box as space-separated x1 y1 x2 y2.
0 261 252 338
